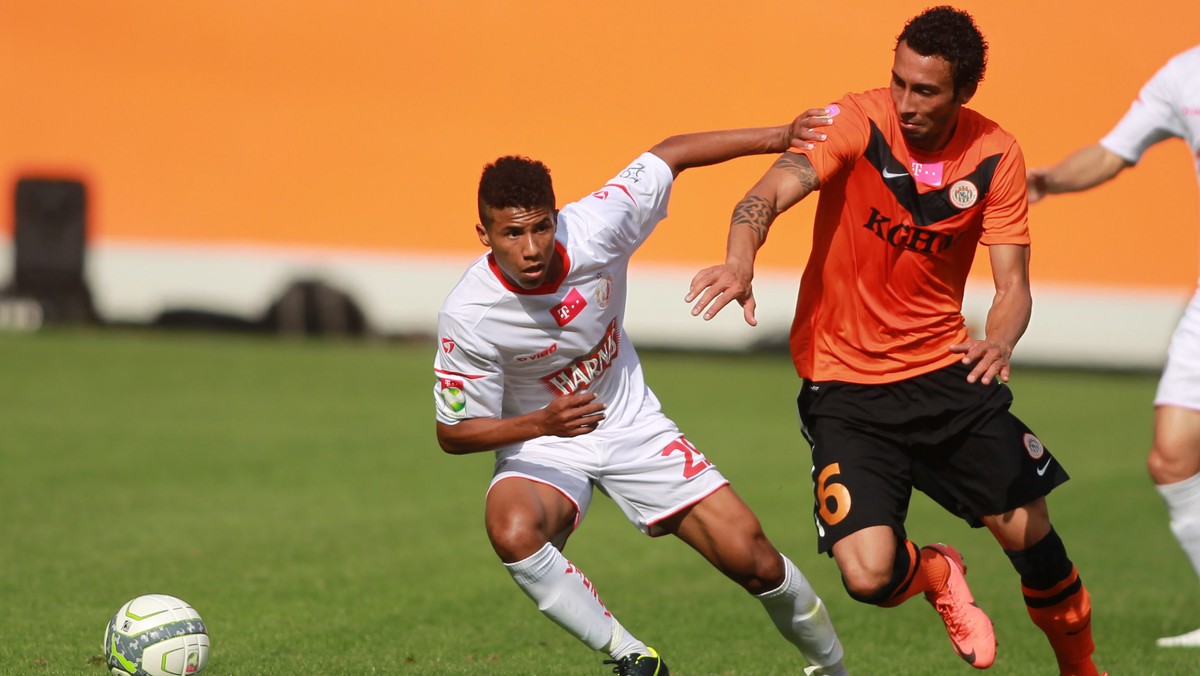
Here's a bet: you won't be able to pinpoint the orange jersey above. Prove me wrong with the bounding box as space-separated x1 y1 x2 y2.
789 88 1030 384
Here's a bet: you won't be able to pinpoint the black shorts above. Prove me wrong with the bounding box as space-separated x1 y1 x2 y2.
796 361 1069 554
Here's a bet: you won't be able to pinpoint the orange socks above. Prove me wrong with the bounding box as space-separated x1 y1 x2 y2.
879 540 949 607
1023 566 1099 676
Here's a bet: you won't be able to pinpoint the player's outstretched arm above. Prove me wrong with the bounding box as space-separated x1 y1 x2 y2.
687 152 820 325
950 243 1032 385
1027 143 1131 204
649 109 833 177
436 393 606 455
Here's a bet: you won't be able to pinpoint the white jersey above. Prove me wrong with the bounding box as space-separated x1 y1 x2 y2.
434 152 674 438
1101 45 1200 189
1101 45 1200 410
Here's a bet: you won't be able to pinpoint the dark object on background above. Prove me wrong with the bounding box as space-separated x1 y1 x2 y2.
9 177 97 324
262 279 368 337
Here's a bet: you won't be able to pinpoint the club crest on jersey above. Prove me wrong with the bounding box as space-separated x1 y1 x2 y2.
441 337 456 354
542 319 620 396
550 288 588 327
1023 433 1045 460
438 377 468 419
949 179 979 209
594 273 613 310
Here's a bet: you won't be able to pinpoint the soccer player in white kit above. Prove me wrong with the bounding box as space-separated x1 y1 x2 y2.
433 116 849 675
1027 44 1200 648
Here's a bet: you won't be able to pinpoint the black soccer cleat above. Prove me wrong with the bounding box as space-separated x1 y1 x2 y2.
603 646 670 675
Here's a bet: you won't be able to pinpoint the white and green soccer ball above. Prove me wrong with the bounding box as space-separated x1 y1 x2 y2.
103 594 209 676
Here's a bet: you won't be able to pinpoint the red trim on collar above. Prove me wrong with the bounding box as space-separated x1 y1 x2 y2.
488 240 571 295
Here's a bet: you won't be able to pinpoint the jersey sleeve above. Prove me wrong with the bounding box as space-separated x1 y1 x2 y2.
979 138 1031 246
432 311 504 425
566 151 675 256
1101 57 1187 164
791 95 871 183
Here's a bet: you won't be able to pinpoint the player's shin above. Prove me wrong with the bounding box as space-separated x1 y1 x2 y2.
504 542 648 659
1158 471 1200 582
1007 530 1100 676
756 555 847 673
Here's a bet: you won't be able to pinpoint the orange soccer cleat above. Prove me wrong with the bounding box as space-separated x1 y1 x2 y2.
922 543 997 669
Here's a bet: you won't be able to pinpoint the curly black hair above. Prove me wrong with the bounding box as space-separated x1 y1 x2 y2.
477 156 556 226
896 6 988 95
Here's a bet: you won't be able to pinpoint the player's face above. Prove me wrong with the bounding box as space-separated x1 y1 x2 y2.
890 41 974 152
476 205 560 289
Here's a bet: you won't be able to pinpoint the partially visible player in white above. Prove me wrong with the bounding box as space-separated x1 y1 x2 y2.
1027 44 1200 648
433 115 848 676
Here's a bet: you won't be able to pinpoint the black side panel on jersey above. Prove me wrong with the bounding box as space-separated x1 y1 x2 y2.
865 121 1002 227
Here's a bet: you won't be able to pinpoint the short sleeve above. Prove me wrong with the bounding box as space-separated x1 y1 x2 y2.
979 139 1031 246
1101 58 1187 164
565 152 675 255
432 312 504 425
791 95 872 184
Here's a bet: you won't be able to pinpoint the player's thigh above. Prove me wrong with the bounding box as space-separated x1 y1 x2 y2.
664 485 779 573
1155 288 1200 412
485 476 582 560
598 422 731 537
800 411 915 554
915 409 1068 526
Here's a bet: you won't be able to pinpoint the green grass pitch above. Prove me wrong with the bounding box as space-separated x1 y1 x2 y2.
0 329 1195 675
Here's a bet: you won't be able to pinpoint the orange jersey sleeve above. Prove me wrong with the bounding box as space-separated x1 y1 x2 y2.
786 89 1029 384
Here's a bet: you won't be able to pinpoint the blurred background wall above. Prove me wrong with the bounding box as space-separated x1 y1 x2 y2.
2 0 1198 365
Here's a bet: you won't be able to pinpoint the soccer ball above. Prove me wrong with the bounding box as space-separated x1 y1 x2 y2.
103 594 209 676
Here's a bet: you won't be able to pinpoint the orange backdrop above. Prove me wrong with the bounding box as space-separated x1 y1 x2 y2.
4 0 1198 290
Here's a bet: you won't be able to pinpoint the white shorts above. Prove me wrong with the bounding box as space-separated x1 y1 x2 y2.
1156 287 1200 411
487 409 728 539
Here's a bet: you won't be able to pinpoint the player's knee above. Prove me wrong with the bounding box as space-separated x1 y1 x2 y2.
1147 441 1200 485
839 565 894 604
486 509 550 563
721 536 785 594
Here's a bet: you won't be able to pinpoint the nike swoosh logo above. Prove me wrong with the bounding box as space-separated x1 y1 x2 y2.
1037 459 1054 476
956 647 977 664
1066 619 1091 636
881 168 909 179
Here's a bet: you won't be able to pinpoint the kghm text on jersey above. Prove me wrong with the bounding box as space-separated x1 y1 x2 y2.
863 207 956 254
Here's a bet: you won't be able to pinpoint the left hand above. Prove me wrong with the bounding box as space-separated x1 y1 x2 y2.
950 338 1012 385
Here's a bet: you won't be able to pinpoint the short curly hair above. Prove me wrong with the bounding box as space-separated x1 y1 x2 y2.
477 156 556 226
896 6 988 95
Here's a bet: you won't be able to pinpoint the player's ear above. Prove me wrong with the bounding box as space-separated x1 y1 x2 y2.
956 82 977 105
475 222 490 247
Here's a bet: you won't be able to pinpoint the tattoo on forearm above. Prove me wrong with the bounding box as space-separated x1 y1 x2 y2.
731 195 775 244
773 153 820 194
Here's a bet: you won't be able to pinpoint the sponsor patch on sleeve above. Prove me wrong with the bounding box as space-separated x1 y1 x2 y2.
437 377 468 420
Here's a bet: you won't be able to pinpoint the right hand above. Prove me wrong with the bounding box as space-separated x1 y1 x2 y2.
541 392 606 437
785 107 835 151
686 263 757 325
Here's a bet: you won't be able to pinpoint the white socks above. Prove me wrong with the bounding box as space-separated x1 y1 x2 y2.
506 544 848 671
1158 471 1200 583
504 543 646 659
756 555 847 674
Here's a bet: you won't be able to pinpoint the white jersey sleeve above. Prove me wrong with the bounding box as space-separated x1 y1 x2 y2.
1101 46 1199 165
433 309 505 425
563 152 675 261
